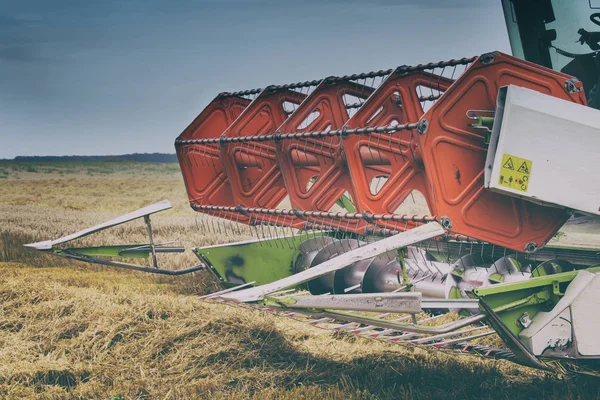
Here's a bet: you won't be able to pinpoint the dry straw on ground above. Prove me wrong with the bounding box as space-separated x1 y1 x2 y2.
0 161 598 399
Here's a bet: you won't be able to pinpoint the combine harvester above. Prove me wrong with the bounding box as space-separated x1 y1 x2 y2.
27 1 600 374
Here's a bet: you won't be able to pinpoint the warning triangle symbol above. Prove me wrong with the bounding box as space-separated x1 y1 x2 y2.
517 161 529 174
502 157 514 170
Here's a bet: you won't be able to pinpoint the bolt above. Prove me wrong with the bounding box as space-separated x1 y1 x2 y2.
440 216 453 230
480 53 495 65
524 242 538 254
519 312 532 329
564 79 578 94
417 119 429 135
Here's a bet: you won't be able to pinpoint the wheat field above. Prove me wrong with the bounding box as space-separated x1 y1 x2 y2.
0 161 598 399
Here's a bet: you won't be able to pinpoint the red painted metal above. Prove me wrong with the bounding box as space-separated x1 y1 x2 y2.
343 71 454 218
176 95 249 221
415 52 587 250
219 89 305 210
274 80 373 213
176 52 588 252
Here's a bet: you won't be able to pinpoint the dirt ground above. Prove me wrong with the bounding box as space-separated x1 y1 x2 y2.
0 161 598 399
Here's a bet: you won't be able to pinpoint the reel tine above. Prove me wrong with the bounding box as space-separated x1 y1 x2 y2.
220 210 229 237
428 67 435 103
262 213 273 247
419 246 434 277
344 218 352 245
178 144 187 168
335 216 344 243
491 252 500 275
363 222 372 244
252 215 262 245
432 236 443 269
530 248 538 271
181 144 191 169
289 217 298 251
268 214 278 246
302 131 310 169
362 222 370 245
449 63 458 81
276 213 288 249
269 214 280 248
213 208 224 236
327 217 341 254
175 145 183 167
389 122 398 163
437 65 446 96
366 131 375 169
258 133 266 163
216 210 225 236
202 207 211 235
480 241 487 269
251 216 263 246
285 216 294 248
417 68 425 105
280 214 291 250
469 241 478 271
186 144 194 169
316 217 326 250
204 208 214 235
260 216 271 247
214 140 223 171
306 216 317 252
199 204 209 234
233 208 244 237
511 249 520 276
228 211 238 238
220 209 230 238
302 216 312 251
209 209 219 236
374 130 383 164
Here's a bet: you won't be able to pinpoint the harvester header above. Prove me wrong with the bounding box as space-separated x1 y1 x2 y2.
27 50 600 375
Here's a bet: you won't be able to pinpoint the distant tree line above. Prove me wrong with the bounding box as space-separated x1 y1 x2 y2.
11 153 178 163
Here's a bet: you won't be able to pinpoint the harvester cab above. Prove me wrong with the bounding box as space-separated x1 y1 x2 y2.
502 0 600 108
27 1 600 374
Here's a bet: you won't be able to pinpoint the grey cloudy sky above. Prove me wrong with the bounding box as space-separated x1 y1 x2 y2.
0 0 510 158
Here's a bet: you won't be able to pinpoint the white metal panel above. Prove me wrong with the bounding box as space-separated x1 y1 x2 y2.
572 273 600 356
519 270 594 355
524 308 572 356
485 85 600 216
275 292 424 314
25 200 172 250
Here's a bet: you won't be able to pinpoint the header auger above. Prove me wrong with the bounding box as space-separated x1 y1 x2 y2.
27 50 600 375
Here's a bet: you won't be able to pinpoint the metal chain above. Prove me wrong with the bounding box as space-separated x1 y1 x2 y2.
215 56 477 100
175 122 418 146
395 57 477 74
192 204 436 223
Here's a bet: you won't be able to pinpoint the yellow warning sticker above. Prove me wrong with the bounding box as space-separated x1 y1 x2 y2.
498 153 532 192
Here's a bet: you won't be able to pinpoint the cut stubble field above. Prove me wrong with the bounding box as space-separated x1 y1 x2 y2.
0 161 598 399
